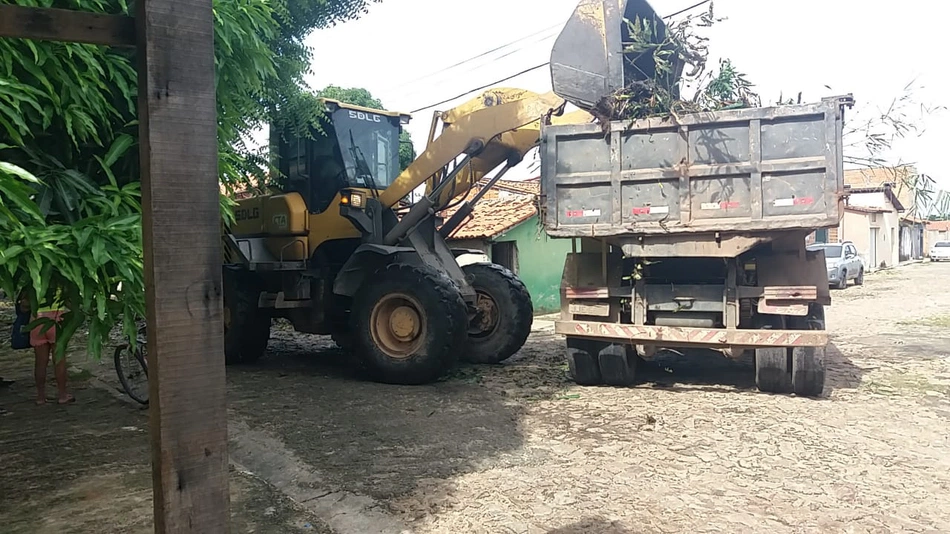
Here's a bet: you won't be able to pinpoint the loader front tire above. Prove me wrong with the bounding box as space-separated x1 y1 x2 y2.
460 263 533 364
223 266 270 365
351 263 467 385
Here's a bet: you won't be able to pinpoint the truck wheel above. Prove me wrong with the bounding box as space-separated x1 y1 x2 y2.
792 346 826 397
855 268 864 286
566 337 602 385
837 269 848 289
350 263 467 385
755 347 792 394
788 304 827 397
598 344 637 387
460 263 533 364
223 267 270 365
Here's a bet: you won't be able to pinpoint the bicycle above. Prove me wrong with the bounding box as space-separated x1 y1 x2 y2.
114 322 148 405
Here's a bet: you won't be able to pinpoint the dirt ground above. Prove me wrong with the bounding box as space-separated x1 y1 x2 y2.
2 261 949 533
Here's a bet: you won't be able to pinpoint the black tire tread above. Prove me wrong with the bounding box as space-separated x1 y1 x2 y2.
566 337 603 386
351 263 467 385
223 266 270 365
461 263 533 364
792 346 826 397
598 344 637 387
114 344 149 405
755 347 792 394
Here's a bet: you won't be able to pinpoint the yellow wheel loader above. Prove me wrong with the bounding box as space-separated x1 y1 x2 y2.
221 0 669 385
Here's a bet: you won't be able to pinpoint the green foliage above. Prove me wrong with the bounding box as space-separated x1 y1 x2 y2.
0 0 381 359
598 4 758 121
317 84 416 170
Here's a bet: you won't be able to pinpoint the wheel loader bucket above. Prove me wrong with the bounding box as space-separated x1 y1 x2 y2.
550 0 684 111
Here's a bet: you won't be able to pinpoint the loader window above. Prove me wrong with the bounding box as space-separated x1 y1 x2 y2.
331 108 401 190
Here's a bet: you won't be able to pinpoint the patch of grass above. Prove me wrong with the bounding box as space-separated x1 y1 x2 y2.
862 371 950 397
898 314 950 328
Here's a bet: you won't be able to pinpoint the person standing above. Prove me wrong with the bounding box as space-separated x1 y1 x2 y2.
27 289 73 405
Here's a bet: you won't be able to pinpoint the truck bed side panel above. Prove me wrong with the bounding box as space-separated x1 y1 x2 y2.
541 96 850 238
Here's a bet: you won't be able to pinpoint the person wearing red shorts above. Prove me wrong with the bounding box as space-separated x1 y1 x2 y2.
27 290 73 405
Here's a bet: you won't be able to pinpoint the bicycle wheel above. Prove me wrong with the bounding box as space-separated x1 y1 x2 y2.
114 343 149 405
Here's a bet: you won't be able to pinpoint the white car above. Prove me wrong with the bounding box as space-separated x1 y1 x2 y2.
931 241 950 262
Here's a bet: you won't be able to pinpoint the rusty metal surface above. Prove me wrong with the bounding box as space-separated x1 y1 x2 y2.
555 320 829 347
540 96 853 241
762 286 819 300
549 0 680 111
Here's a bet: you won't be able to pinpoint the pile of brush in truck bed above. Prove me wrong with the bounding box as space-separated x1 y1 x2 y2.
595 6 762 124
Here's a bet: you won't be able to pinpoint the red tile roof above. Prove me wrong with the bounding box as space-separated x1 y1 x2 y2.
439 197 538 239
926 220 950 232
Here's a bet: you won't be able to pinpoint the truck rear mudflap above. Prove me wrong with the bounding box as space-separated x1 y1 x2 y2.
555 320 829 348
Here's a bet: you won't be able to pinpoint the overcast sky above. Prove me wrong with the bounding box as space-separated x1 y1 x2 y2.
275 0 947 189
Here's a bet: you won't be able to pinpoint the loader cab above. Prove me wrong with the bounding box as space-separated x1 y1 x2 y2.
275 99 411 214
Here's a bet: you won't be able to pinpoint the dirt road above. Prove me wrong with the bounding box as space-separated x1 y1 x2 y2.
226 260 950 533
2 261 949 533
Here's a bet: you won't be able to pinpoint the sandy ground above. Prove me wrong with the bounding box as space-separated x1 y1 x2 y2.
1 261 948 533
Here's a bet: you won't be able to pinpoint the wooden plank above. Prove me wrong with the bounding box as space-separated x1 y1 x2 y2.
0 5 135 47
136 0 230 531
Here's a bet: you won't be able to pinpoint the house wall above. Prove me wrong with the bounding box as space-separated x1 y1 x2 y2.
841 211 871 265
899 223 924 261
926 229 950 252
492 215 573 315
840 210 899 270
882 211 900 268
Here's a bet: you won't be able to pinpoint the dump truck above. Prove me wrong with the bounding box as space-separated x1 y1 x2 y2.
539 1 850 396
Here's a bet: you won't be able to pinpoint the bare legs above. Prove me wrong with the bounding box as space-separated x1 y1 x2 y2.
33 344 71 405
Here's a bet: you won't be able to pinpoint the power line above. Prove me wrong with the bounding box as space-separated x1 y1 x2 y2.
410 62 550 114
664 0 711 19
390 22 564 91
388 29 560 101
407 1 714 114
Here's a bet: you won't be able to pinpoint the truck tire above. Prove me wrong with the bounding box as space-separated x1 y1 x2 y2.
350 263 467 385
566 337 603 386
836 269 848 289
223 267 271 365
755 347 792 394
598 344 637 387
792 346 826 397
854 268 864 286
788 304 827 397
460 263 533 364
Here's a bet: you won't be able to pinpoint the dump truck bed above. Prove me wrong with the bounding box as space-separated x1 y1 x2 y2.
540 96 852 238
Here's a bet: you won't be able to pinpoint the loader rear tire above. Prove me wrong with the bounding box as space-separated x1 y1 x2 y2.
460 263 533 364
223 266 270 365
351 263 467 385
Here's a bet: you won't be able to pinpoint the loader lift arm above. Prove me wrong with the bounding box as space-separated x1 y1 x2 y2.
335 90 583 297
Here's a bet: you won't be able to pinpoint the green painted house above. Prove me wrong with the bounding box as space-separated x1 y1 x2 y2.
440 180 573 315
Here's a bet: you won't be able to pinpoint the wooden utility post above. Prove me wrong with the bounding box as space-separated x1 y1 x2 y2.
0 1 231 532
136 0 231 531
